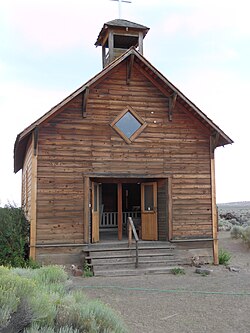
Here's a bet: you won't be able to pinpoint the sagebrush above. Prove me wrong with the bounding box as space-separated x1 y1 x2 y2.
0 265 127 333
231 225 250 247
230 225 245 239
241 226 250 247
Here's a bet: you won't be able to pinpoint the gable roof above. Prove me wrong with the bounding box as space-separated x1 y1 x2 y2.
14 47 233 173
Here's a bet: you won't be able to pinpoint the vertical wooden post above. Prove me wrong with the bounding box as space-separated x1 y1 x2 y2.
102 45 106 68
138 32 143 54
83 176 90 243
211 138 219 265
168 176 173 241
128 221 132 246
29 134 38 260
108 31 114 63
118 183 122 240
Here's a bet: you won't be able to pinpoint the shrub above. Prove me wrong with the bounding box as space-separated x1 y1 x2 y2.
25 325 80 333
218 248 231 265
0 266 127 333
0 272 35 332
230 225 245 239
170 267 185 275
83 263 93 278
0 205 29 267
218 219 232 231
0 265 11 276
26 258 42 269
241 226 250 247
33 265 68 285
230 226 250 248
56 296 127 332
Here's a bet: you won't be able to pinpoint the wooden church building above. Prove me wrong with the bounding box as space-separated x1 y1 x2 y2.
14 19 232 267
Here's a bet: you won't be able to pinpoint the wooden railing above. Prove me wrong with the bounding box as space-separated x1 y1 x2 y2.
101 211 141 228
101 212 118 228
127 217 139 268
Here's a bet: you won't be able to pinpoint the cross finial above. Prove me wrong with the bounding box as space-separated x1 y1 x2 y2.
110 0 132 19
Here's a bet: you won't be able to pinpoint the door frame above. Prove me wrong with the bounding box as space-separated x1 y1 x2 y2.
86 176 172 243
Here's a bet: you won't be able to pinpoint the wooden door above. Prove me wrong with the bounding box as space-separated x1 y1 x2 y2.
141 182 158 240
92 182 100 243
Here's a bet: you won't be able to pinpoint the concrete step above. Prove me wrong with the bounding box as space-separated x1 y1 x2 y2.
94 266 183 277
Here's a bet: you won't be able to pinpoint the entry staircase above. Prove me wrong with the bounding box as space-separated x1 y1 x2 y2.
83 241 186 277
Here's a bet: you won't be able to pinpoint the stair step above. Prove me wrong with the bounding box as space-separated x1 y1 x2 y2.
94 266 183 277
83 242 175 252
84 245 175 252
86 252 175 260
93 260 184 271
83 241 187 276
90 255 179 265
91 257 183 264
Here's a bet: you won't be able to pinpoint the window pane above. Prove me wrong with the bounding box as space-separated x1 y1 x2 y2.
115 112 141 139
144 185 154 211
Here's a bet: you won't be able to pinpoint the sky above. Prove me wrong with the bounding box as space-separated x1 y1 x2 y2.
0 0 249 206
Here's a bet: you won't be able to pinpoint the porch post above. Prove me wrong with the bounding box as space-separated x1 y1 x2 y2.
168 176 173 241
210 137 219 265
118 183 123 240
83 176 90 243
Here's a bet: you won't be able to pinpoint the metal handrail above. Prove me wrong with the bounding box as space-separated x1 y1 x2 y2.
127 217 139 268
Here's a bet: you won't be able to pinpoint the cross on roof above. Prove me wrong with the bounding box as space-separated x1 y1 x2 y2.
110 0 132 19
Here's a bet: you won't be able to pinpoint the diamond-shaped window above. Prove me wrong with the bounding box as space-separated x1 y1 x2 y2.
110 106 147 144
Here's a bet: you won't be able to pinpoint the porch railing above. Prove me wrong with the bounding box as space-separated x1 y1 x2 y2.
101 212 118 228
100 211 141 228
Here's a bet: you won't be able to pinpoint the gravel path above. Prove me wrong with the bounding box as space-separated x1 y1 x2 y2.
72 232 250 333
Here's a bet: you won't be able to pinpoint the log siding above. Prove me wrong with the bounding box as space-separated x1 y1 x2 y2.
35 62 213 252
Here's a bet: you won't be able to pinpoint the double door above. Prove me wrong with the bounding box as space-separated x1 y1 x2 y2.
91 181 158 242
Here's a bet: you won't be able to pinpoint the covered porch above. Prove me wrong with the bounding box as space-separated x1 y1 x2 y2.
100 210 141 241
87 177 169 244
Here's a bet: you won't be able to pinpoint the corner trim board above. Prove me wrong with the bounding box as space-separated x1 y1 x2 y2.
29 132 38 260
210 137 219 265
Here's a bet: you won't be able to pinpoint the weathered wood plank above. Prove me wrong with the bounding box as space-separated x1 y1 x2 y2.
210 138 219 264
30 133 38 259
33 60 214 247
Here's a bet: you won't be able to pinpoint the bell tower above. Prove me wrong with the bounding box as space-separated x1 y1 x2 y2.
95 19 149 68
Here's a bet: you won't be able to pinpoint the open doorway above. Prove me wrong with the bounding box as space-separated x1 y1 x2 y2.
100 183 117 241
99 183 141 241
92 180 158 242
122 183 141 237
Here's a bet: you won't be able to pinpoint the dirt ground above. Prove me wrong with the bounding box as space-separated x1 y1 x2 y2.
72 232 250 333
